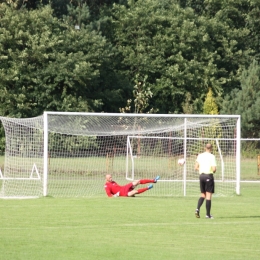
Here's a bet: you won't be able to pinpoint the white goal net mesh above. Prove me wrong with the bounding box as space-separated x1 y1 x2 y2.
0 113 240 198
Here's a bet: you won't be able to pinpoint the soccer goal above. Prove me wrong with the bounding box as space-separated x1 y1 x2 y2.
0 112 240 198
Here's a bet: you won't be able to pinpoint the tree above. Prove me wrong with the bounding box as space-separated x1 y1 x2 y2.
180 0 257 92
119 74 157 114
119 73 157 157
245 0 260 60
202 87 220 154
203 88 218 115
0 3 114 117
221 59 260 138
111 0 251 113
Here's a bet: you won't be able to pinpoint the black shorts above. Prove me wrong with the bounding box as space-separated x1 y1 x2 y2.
199 174 214 193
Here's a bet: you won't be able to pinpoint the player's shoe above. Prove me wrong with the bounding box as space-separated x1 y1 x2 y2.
195 209 200 218
148 184 153 189
154 176 160 183
206 215 214 219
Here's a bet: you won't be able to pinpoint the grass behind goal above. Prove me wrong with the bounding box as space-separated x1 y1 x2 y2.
0 156 260 198
1 182 260 260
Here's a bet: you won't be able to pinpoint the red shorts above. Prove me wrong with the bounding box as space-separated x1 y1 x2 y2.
119 183 134 197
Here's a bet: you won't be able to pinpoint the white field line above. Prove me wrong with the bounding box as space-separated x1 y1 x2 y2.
1 220 260 230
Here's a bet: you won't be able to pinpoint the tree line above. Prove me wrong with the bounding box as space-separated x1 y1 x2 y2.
1 0 260 140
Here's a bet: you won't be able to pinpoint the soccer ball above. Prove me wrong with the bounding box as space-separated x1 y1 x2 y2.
178 158 185 166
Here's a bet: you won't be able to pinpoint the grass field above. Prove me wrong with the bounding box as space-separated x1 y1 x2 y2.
1 182 260 260
1 154 260 198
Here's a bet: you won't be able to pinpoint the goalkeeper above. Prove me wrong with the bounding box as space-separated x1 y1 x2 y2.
104 174 160 197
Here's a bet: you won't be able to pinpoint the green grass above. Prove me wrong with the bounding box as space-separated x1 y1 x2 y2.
1 155 260 198
241 158 260 180
1 155 260 180
1 183 260 260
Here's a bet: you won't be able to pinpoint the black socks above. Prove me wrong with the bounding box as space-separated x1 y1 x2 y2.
197 197 205 210
206 199 211 216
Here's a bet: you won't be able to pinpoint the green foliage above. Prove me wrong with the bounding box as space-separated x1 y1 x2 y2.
203 88 218 115
1 0 260 137
119 74 157 114
0 126 5 155
65 1 91 28
0 3 115 117
48 134 98 157
111 0 251 113
246 1 260 58
201 88 222 154
221 59 260 138
241 140 260 159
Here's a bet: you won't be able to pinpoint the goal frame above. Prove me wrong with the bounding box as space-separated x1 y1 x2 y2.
0 112 240 197
126 135 240 196
42 112 241 196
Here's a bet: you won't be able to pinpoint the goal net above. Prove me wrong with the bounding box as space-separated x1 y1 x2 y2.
0 112 240 198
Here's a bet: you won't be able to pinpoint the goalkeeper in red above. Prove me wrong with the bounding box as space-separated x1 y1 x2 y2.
104 174 160 197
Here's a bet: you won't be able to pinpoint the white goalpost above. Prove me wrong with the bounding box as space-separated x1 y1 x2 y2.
0 112 240 198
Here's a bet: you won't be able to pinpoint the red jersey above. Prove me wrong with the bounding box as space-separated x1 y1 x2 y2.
104 181 134 197
104 181 121 197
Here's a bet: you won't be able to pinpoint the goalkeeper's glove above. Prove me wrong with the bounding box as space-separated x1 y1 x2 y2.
113 192 120 197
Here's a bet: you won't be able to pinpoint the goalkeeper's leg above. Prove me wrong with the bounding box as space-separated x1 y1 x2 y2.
128 184 154 197
132 176 160 187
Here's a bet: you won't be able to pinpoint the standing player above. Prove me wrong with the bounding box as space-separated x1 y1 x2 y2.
104 174 160 197
194 143 216 219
